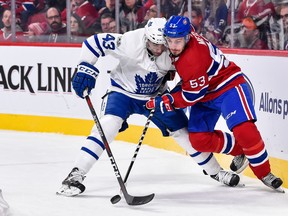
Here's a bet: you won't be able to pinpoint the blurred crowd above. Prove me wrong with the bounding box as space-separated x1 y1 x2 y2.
0 0 288 50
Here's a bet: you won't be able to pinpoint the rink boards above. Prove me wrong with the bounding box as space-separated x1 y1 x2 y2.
0 44 287 188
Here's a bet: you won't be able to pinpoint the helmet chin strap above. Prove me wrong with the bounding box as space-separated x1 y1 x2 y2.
144 37 156 61
147 47 156 61
185 34 191 44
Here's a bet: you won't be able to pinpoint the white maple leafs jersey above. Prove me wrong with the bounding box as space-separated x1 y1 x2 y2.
78 28 174 100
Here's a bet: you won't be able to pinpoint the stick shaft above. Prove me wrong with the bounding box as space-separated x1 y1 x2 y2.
123 109 155 183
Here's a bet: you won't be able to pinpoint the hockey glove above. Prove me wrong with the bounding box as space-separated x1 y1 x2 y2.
146 94 174 114
72 62 99 98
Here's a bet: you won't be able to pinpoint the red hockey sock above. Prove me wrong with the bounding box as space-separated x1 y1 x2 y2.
233 121 271 179
189 130 242 155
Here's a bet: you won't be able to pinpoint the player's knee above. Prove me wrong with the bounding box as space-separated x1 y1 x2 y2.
90 115 123 143
189 132 212 152
232 121 262 148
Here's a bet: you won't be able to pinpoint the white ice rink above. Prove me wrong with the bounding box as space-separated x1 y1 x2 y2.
0 130 288 216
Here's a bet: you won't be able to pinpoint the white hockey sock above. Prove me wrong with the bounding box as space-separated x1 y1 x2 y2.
74 115 123 173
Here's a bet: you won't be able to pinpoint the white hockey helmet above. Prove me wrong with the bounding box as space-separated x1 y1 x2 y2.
144 17 167 44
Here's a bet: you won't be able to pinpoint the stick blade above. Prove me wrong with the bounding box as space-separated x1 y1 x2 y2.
125 193 155 206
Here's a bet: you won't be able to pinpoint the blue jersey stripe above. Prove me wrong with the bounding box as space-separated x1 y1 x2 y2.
94 34 105 57
207 59 220 78
23 3 36 11
84 39 100 58
182 86 207 103
207 72 243 94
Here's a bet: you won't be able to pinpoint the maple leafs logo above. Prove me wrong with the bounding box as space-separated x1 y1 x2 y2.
135 72 161 94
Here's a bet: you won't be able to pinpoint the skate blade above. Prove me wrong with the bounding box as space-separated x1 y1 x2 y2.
236 182 245 187
274 186 285 193
235 160 249 174
56 185 82 197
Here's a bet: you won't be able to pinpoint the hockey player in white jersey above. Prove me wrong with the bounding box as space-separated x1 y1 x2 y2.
57 18 244 197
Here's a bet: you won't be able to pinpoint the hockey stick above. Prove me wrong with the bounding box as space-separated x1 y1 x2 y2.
85 95 155 205
110 108 156 204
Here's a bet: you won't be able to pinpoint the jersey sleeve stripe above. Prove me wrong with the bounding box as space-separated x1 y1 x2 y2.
23 3 35 11
207 72 243 93
207 55 224 80
84 39 100 58
182 86 207 103
93 34 105 57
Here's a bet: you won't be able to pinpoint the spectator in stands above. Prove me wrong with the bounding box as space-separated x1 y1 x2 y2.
24 21 47 42
136 4 158 28
214 0 228 40
236 0 276 44
161 0 184 19
239 16 268 49
220 22 242 48
43 7 67 42
92 0 106 11
75 0 99 27
99 12 114 33
204 0 211 21
201 0 228 45
62 0 99 33
0 8 24 41
46 0 66 11
142 0 155 11
98 0 116 18
108 19 116 32
184 6 203 34
236 0 276 22
0 0 45 31
280 3 288 50
119 0 146 33
61 0 77 23
70 13 87 43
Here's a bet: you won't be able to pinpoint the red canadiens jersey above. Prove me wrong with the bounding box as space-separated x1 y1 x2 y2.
236 0 275 22
0 29 25 41
0 0 43 15
171 32 246 109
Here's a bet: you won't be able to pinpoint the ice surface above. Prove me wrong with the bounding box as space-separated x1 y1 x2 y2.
0 130 287 216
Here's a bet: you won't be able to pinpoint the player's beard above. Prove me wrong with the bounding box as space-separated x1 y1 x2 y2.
146 42 165 57
169 48 182 57
51 22 62 32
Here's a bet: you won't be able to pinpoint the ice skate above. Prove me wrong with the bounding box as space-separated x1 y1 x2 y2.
210 170 241 187
261 172 285 193
57 167 86 197
230 154 249 174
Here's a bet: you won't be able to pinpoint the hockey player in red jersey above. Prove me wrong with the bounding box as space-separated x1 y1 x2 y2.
57 17 245 197
147 15 284 192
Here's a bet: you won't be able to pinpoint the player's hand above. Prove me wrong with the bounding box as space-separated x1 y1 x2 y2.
72 62 99 98
146 94 174 114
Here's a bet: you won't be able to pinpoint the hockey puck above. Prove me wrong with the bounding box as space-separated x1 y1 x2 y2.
110 195 121 204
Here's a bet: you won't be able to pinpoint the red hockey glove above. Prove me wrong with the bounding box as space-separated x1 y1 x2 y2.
146 94 174 114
